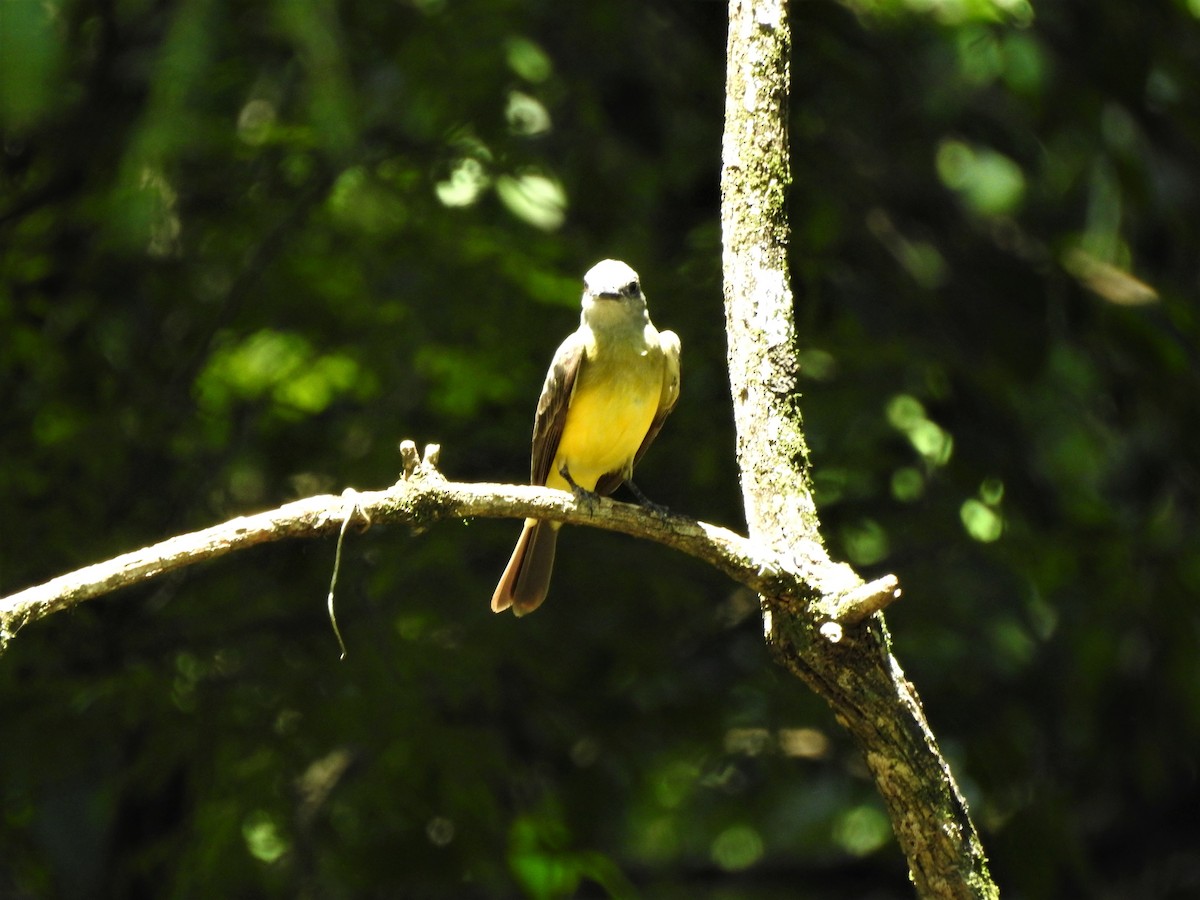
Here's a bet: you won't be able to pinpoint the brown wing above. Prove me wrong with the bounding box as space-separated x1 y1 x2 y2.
631 329 681 470
594 329 681 497
530 331 586 486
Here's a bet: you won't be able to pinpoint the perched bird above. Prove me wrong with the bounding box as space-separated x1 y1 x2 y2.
491 259 681 616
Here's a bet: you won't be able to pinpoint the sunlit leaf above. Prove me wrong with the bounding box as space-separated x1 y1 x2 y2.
196 330 369 420
833 805 892 856
242 810 289 864
936 140 1026 216
495 172 567 230
505 36 554 82
961 498 1004 542
711 825 764 872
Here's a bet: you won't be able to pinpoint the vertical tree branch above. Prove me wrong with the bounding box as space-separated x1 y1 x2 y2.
721 0 819 554
720 1 998 897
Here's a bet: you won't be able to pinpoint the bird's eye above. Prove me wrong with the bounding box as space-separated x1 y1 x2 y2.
624 280 639 295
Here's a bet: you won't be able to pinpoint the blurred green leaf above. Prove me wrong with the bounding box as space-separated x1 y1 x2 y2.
0 0 62 129
505 36 554 83
495 172 568 230
936 140 1026 216
833 804 892 857
196 330 369 420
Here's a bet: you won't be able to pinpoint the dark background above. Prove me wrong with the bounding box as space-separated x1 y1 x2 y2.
2 0 1198 896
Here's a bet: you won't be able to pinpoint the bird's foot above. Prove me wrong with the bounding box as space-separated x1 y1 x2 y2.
626 479 670 518
559 464 600 514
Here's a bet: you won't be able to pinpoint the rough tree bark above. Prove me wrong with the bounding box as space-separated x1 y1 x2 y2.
721 1 998 897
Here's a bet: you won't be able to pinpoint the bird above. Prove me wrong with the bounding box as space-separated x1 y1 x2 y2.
491 259 681 616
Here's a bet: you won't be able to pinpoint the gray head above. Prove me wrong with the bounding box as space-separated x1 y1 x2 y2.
584 259 642 299
581 260 646 320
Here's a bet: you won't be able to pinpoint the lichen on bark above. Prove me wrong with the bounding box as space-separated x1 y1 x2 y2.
719 1 998 896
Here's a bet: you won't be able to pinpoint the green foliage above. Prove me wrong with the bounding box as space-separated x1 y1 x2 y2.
3 0 1200 897
0 0 64 130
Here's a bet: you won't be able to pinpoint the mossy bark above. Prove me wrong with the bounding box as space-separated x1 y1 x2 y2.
720 1 998 896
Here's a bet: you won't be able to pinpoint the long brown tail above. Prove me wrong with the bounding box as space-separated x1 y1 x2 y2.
491 520 559 616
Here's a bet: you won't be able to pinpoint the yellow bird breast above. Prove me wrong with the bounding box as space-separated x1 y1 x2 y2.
550 355 662 492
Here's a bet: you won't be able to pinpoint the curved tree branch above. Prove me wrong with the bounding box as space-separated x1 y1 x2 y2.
0 445 897 652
